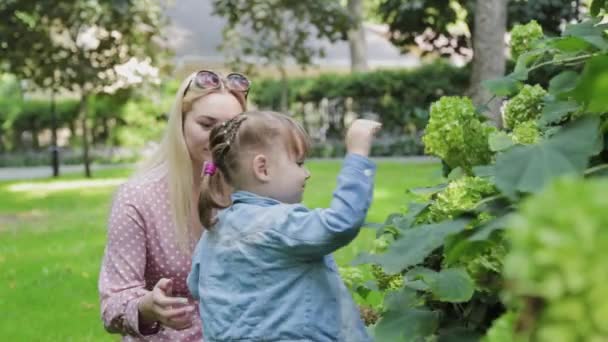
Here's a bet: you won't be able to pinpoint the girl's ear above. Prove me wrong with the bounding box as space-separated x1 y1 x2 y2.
252 154 270 183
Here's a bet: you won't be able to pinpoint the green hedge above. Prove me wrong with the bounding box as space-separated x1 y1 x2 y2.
250 62 470 137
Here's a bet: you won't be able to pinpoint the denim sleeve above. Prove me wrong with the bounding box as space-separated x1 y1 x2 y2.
186 240 203 300
264 153 376 258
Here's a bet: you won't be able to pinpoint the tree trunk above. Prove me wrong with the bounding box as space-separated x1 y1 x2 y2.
102 117 109 142
347 0 368 72
469 0 507 126
50 90 60 177
79 93 92 178
31 118 40 150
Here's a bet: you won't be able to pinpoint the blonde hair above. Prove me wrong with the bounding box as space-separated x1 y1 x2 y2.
198 110 310 228
135 71 247 250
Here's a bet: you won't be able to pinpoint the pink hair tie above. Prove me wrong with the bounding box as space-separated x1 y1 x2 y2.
203 161 217 176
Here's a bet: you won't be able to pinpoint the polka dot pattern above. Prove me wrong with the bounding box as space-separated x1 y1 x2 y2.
99 174 203 341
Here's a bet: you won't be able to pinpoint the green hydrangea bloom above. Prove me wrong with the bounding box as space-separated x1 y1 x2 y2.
338 266 364 290
504 177 608 341
371 264 404 292
428 176 496 223
423 97 496 173
510 20 544 60
512 120 541 144
502 84 547 129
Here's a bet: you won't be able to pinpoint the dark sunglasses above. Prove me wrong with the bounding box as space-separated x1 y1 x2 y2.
183 70 251 98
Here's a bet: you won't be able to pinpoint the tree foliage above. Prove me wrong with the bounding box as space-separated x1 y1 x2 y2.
0 0 167 92
374 0 582 56
212 0 353 72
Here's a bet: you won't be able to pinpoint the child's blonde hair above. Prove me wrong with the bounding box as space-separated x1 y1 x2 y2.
198 110 310 228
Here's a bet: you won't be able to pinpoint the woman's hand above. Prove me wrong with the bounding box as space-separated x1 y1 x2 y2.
138 278 195 330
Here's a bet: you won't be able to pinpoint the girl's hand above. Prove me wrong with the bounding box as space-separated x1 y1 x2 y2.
345 119 382 157
138 278 195 331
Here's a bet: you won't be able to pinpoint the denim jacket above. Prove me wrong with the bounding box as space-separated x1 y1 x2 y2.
187 154 376 342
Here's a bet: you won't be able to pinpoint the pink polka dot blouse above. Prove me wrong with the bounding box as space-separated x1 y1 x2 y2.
99 172 203 341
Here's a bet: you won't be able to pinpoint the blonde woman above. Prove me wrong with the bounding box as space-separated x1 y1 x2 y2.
99 70 249 341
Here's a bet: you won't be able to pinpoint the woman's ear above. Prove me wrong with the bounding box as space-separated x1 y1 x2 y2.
251 154 270 182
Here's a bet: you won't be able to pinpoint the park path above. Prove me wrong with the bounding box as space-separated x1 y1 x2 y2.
0 157 438 181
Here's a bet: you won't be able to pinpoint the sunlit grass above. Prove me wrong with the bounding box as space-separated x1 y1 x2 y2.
0 160 440 340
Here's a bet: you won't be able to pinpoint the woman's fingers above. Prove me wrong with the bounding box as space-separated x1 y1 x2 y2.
157 306 194 330
151 278 195 330
155 278 173 295
165 316 193 330
157 305 195 320
153 291 189 307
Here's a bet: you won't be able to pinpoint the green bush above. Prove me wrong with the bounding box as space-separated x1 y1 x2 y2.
250 62 470 137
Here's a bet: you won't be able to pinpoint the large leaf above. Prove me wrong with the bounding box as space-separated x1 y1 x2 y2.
488 131 515 152
407 267 475 303
511 50 544 81
353 219 470 273
548 71 579 96
550 36 592 53
469 214 513 241
572 55 608 113
438 327 483 342
539 100 580 126
562 19 608 50
482 75 522 97
380 202 430 236
472 165 495 178
373 289 439 342
494 116 600 198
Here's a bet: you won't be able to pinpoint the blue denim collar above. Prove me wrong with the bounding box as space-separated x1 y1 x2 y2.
231 190 282 207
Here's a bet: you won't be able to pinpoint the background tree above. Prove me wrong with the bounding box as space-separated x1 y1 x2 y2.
212 0 353 111
0 0 167 177
347 0 368 72
374 0 583 124
470 0 507 123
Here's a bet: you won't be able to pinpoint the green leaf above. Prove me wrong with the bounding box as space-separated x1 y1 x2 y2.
374 289 439 342
550 36 592 53
483 76 522 97
488 131 515 152
354 219 471 273
409 184 448 196
447 167 465 181
548 71 579 96
512 51 542 81
563 19 608 50
438 328 483 342
539 100 580 126
572 55 608 113
469 214 512 241
591 0 606 17
406 267 475 303
494 116 600 198
473 165 495 178
428 268 475 302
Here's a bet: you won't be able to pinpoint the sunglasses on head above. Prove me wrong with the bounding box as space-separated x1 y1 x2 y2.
183 70 251 98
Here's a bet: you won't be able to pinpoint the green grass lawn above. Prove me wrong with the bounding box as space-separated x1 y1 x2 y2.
0 160 440 341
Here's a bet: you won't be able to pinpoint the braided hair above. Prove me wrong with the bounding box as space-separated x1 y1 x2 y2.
198 111 310 228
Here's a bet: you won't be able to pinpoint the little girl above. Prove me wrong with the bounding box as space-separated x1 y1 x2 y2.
187 110 380 341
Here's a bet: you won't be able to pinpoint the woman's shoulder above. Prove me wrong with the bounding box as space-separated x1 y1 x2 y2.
114 168 168 204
